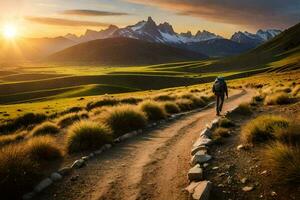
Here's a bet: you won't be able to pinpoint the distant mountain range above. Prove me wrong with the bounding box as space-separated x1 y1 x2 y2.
63 17 281 57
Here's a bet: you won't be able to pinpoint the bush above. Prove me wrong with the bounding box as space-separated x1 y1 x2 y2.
0 112 47 134
176 99 193 111
31 122 60 136
66 121 112 153
58 112 88 128
120 97 143 105
25 136 63 162
219 118 235 128
264 92 291 105
274 123 300 146
215 127 231 137
153 94 176 101
234 103 252 115
139 101 167 121
264 142 300 184
0 145 40 199
241 115 289 144
86 98 119 110
180 93 206 107
163 102 180 114
291 85 300 96
103 105 147 136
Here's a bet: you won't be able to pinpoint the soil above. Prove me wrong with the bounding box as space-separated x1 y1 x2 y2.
208 101 300 200
35 90 253 200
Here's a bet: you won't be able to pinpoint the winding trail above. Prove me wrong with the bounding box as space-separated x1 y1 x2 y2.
37 90 253 200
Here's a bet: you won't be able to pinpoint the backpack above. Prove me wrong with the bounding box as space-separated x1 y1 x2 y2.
214 80 225 93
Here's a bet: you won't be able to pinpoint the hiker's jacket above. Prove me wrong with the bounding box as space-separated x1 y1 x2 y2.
212 79 228 96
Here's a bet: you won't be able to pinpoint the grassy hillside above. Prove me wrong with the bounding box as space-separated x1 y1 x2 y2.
47 37 207 65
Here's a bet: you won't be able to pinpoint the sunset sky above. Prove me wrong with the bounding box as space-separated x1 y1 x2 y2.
1 0 300 39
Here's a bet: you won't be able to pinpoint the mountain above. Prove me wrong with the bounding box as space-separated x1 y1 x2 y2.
206 23 300 71
47 37 208 65
231 29 282 47
184 38 253 57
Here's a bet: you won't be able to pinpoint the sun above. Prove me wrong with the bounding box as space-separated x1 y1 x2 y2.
3 24 17 39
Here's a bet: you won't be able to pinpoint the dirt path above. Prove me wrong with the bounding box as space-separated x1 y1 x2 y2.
37 90 254 200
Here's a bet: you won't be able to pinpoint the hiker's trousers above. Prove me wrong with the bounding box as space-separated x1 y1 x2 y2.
216 93 225 114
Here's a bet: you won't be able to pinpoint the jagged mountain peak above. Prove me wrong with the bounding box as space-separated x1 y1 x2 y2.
158 22 175 34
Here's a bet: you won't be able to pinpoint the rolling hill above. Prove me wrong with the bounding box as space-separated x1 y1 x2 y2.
47 37 208 65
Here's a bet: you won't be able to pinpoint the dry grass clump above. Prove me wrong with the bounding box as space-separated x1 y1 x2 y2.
57 112 88 128
274 123 300 146
291 85 300 96
25 136 63 161
139 101 167 121
233 103 252 115
215 127 231 137
176 99 193 111
153 94 176 101
180 93 206 108
241 115 289 144
163 102 180 114
66 120 112 153
103 105 147 136
86 98 119 110
0 112 47 134
0 132 27 147
275 87 292 93
120 97 143 105
264 92 291 105
31 122 60 136
218 117 235 128
264 142 300 184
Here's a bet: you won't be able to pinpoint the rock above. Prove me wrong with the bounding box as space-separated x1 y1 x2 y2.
50 172 62 181
227 176 233 184
192 181 212 200
237 144 245 150
209 118 220 129
260 170 267 175
34 178 53 193
271 191 277 196
199 128 212 137
188 164 203 181
70 175 79 181
71 159 85 169
105 144 112 149
193 137 212 148
191 152 212 165
203 163 209 168
185 182 202 194
218 173 226 177
242 186 254 192
113 138 121 143
82 156 89 161
94 148 103 155
240 178 248 184
22 192 35 200
89 153 95 158
212 166 219 170
218 184 225 187
191 146 207 156
58 167 72 176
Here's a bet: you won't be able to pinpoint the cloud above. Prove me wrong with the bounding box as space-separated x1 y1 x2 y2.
25 16 110 27
126 0 300 29
62 9 129 16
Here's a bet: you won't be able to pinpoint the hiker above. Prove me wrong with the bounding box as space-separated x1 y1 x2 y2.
212 77 228 116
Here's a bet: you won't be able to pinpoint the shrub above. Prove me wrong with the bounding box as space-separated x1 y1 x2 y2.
291 85 300 96
241 115 289 144
58 112 88 128
234 103 252 115
181 93 206 107
66 121 112 153
153 94 176 101
176 99 193 111
103 105 147 136
215 127 231 137
86 98 119 110
0 112 47 134
120 97 143 105
163 102 180 114
0 145 40 199
25 136 63 162
219 118 235 128
274 123 300 146
264 142 300 184
264 92 291 105
139 101 167 121
31 122 60 136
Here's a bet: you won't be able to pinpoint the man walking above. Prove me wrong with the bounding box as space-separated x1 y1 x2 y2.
212 77 228 116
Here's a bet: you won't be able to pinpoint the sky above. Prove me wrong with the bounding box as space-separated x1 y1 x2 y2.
0 0 299 39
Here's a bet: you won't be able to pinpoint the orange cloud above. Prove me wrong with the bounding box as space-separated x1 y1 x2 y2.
62 9 129 16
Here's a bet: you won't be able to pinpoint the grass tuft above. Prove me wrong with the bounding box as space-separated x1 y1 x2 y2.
31 122 60 136
163 101 180 114
103 105 147 136
215 127 231 137
58 112 88 128
86 98 119 110
175 99 193 111
153 94 176 101
139 101 167 121
264 92 291 105
66 120 112 153
234 103 252 115
219 118 235 128
291 85 300 96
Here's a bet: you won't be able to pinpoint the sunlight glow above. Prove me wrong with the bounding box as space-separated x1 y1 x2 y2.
3 24 17 39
